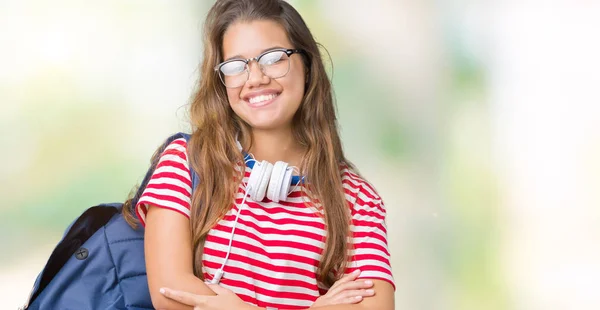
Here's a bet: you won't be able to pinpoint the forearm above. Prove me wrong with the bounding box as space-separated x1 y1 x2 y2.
150 273 216 310
252 304 392 310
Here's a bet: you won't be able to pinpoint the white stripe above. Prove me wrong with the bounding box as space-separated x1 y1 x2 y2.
153 162 191 179
204 236 321 272
356 270 394 282
202 253 318 291
351 224 388 240
351 235 389 250
136 205 147 224
164 139 187 153
220 218 326 248
349 247 391 260
347 258 392 271
225 212 326 235
354 190 384 208
237 204 326 224
147 176 191 193
352 213 386 224
220 282 314 308
138 197 190 217
143 187 191 205
158 153 190 169
346 195 386 218
342 176 380 200
352 226 388 243
208 229 322 261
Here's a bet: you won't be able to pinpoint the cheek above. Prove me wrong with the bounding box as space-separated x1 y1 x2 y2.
284 62 306 101
226 88 240 104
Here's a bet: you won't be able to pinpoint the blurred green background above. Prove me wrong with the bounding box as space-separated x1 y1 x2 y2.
2 1 599 309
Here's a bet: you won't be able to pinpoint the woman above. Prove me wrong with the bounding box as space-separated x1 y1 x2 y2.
123 0 395 309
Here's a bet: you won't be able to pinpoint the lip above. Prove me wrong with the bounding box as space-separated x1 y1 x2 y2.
242 89 281 108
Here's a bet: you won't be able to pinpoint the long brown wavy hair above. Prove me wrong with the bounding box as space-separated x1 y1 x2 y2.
123 0 354 288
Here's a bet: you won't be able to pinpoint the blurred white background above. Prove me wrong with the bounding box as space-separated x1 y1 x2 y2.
1 1 599 309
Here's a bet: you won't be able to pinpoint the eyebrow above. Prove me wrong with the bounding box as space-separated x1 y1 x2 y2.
224 46 287 62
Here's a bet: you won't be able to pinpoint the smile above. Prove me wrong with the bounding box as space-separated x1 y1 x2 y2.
248 93 279 105
248 94 279 107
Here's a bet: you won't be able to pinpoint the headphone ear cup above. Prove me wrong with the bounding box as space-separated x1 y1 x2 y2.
247 160 263 200
253 160 272 201
267 161 287 203
280 166 294 202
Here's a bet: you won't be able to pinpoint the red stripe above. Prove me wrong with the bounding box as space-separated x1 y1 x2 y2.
222 209 326 230
351 253 392 266
142 203 190 219
341 171 380 198
203 260 317 291
350 205 385 221
140 192 189 210
145 182 190 198
135 205 147 227
352 230 388 245
156 158 188 174
168 138 187 148
354 194 386 213
203 246 317 277
218 214 325 243
342 273 396 291
221 278 317 306
223 206 325 230
151 171 192 187
205 235 320 267
352 219 387 234
211 223 324 253
342 179 378 201
161 142 187 157
241 199 321 216
352 241 391 257
234 288 307 310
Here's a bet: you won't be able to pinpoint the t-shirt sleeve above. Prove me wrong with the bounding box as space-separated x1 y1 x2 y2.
345 179 395 290
135 138 192 226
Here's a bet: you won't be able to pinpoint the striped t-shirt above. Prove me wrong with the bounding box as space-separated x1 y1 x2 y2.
136 138 394 309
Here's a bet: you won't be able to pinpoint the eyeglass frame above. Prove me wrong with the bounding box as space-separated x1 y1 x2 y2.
213 48 306 88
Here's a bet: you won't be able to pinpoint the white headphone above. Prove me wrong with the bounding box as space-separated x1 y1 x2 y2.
210 138 298 284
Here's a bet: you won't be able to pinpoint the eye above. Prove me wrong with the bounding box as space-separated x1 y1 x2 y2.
259 51 286 66
220 60 246 76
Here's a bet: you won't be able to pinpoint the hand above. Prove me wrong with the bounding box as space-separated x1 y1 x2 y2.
159 284 252 310
310 269 375 308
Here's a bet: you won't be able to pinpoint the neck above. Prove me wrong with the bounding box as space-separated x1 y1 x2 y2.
243 127 305 168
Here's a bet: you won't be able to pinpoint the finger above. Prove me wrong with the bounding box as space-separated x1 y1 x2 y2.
328 278 372 297
340 295 365 304
335 279 374 293
335 288 376 301
330 270 361 291
160 288 206 306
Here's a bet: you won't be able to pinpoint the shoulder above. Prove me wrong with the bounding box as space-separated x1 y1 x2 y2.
340 165 385 213
159 138 189 161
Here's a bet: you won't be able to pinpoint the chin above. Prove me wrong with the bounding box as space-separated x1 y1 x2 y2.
244 116 292 131
246 121 287 131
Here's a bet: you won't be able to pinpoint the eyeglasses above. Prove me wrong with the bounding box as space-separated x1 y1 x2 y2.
214 48 305 88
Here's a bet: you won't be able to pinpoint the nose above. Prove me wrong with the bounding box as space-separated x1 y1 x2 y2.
246 61 269 87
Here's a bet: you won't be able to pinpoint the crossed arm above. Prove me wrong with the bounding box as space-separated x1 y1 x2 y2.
160 279 395 310
145 207 394 310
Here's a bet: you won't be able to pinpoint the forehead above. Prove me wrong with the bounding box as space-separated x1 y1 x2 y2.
222 20 292 59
